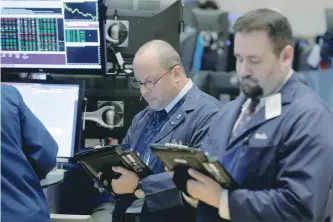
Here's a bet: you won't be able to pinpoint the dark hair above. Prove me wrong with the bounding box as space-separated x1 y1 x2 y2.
233 8 293 56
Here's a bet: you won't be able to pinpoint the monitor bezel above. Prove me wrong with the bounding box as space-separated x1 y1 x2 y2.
1 79 86 158
0 0 107 75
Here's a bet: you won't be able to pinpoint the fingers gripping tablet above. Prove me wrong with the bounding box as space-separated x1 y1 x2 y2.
74 145 152 197
150 143 239 190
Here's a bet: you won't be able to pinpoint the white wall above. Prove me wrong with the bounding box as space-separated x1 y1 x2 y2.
216 0 333 37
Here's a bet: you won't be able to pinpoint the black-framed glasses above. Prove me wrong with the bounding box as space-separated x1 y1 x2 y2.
131 65 178 89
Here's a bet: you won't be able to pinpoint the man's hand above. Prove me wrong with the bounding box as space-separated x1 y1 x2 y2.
165 166 174 177
111 167 139 194
182 192 199 208
187 168 222 209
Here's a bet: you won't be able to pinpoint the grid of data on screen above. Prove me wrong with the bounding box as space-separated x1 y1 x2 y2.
0 0 102 69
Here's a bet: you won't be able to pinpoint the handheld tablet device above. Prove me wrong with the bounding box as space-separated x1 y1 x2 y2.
150 143 238 189
74 145 152 196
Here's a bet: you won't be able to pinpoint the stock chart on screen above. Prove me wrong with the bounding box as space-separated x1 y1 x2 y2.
0 0 104 71
64 1 98 21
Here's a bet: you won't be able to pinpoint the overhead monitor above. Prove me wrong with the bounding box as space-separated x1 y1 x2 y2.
105 0 182 61
0 0 107 74
2 80 85 158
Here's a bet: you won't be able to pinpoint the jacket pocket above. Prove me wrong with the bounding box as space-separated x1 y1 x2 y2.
231 141 277 188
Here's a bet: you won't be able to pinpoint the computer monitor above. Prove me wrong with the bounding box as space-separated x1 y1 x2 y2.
2 80 85 158
0 0 107 74
105 0 182 61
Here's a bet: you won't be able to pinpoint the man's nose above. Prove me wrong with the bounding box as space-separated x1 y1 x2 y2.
140 85 150 96
238 61 252 77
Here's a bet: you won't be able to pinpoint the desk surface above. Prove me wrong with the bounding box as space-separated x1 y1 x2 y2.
41 170 66 188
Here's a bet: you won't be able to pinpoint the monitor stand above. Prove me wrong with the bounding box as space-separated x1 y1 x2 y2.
56 158 69 164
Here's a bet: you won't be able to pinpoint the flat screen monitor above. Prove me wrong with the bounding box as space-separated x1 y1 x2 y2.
0 0 107 74
2 80 85 158
105 0 182 61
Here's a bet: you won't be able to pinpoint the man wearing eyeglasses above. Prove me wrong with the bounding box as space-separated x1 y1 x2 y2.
91 40 222 222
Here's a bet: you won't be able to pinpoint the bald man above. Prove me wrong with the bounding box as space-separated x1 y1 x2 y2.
91 40 222 222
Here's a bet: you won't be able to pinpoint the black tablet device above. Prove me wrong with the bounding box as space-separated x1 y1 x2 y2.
150 143 239 189
74 145 153 196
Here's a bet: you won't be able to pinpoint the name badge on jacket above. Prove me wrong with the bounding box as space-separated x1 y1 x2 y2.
265 93 282 120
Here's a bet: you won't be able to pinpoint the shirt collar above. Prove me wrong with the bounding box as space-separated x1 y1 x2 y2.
164 79 193 113
265 69 294 98
242 70 294 110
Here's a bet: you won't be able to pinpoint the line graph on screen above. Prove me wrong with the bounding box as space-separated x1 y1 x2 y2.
64 2 98 21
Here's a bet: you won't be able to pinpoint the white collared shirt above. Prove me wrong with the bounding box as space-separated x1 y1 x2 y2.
232 70 294 136
164 79 193 113
220 69 294 220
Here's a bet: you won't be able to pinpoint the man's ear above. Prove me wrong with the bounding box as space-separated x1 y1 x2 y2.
172 65 183 79
280 45 294 67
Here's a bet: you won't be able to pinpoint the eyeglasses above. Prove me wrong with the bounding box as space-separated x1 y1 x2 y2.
131 65 178 89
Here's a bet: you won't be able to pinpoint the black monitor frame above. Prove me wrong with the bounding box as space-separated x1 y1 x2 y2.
0 0 107 75
105 0 182 61
1 79 86 158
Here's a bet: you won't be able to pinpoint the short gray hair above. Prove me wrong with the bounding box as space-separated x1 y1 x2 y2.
137 40 184 71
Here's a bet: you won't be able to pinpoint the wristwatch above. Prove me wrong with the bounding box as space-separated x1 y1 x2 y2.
134 182 145 199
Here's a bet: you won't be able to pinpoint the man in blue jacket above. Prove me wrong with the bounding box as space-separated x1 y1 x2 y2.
174 8 333 222
1 84 58 222
91 40 222 222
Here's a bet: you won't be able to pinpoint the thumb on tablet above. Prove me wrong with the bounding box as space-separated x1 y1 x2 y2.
165 167 174 177
112 166 128 175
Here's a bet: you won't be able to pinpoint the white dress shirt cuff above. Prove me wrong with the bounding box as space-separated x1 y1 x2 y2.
182 192 199 208
219 189 231 220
